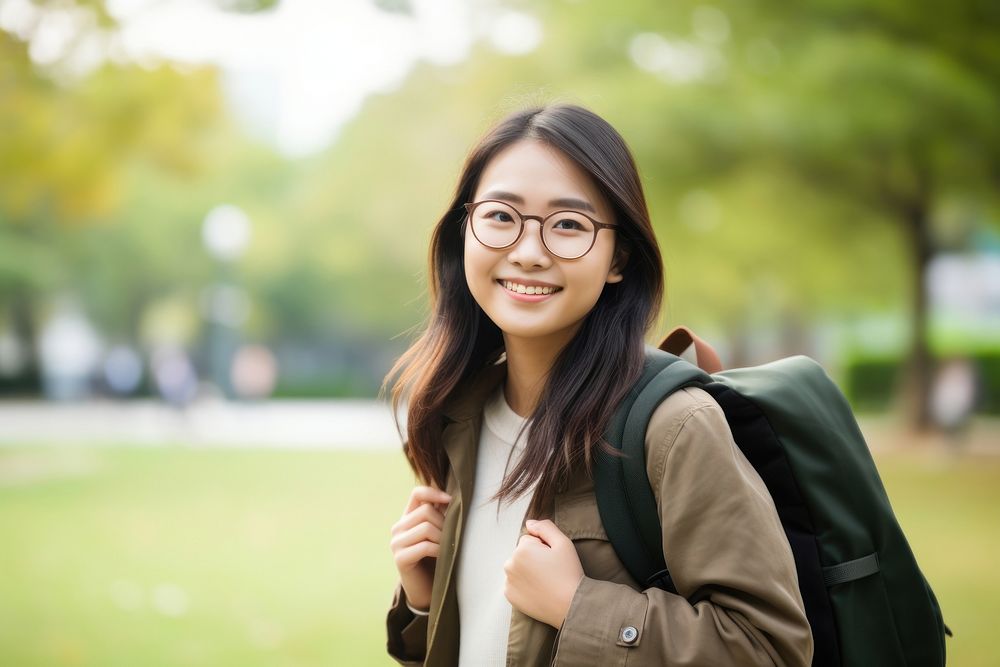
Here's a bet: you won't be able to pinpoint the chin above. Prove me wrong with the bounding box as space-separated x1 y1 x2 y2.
496 318 572 341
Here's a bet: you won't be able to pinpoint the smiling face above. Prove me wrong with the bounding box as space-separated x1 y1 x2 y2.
464 139 624 350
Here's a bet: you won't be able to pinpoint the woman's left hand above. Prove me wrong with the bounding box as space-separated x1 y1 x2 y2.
503 519 585 629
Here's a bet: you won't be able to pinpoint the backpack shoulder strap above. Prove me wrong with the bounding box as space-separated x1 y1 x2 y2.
594 345 711 592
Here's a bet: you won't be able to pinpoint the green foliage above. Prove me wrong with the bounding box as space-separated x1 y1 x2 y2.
308 0 999 340
845 355 905 412
0 33 224 226
845 350 1000 415
975 355 1000 414
2 0 998 399
0 23 230 365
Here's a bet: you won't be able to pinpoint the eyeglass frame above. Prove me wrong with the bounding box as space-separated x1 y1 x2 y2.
462 199 618 260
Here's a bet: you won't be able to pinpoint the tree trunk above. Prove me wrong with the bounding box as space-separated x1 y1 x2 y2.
902 202 935 432
5 288 42 396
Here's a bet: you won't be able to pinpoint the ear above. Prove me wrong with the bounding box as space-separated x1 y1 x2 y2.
606 243 629 284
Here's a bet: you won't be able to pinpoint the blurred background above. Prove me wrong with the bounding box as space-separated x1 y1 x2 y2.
1 0 998 664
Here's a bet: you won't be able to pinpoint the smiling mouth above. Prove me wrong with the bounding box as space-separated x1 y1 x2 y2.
496 279 563 296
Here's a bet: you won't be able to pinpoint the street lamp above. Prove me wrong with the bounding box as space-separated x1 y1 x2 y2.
202 204 251 261
202 204 252 398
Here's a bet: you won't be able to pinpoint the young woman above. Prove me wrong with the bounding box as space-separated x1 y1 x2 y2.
383 103 813 666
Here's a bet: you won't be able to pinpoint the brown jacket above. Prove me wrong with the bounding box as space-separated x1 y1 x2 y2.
386 359 813 666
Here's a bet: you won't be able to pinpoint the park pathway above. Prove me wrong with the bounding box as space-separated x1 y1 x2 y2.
0 399 404 449
1 399 997 455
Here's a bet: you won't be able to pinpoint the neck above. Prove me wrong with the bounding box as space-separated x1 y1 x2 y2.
501 325 580 417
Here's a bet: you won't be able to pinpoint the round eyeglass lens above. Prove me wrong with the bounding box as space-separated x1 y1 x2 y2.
469 201 595 259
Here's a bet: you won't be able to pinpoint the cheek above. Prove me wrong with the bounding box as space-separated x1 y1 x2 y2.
559 262 614 316
462 234 472 283
463 235 494 295
570 275 608 311
571 256 614 296
463 231 479 282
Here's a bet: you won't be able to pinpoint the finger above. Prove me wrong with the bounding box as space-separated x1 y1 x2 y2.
524 519 564 547
393 540 440 569
393 503 446 535
516 533 541 547
390 520 443 552
405 485 452 514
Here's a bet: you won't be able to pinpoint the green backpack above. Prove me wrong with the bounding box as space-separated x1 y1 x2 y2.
594 328 949 666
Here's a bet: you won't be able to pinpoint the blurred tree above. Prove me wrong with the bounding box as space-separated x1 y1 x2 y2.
295 12 898 352
3 0 996 413
0 9 226 391
641 0 1000 429
320 0 999 425
495 0 1000 429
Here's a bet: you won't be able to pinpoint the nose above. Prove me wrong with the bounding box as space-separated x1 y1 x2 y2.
506 218 552 270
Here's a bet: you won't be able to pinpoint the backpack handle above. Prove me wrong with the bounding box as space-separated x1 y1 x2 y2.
657 326 724 373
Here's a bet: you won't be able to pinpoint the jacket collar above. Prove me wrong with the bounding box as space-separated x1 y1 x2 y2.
441 354 508 423
440 356 507 502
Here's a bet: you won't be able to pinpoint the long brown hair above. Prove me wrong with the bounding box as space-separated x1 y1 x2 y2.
381 103 664 518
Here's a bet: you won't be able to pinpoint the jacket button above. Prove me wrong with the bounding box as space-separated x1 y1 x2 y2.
620 626 638 644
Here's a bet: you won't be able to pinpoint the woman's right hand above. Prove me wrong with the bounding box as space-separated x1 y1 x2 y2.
390 485 452 612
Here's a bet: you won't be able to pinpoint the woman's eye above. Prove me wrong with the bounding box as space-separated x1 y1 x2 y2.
554 218 583 230
488 211 514 223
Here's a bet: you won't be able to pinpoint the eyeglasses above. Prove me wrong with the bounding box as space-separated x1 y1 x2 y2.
463 199 617 260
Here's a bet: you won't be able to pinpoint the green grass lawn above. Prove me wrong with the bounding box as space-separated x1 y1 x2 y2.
0 445 996 666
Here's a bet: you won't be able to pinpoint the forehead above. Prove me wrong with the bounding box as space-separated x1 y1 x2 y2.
474 139 610 215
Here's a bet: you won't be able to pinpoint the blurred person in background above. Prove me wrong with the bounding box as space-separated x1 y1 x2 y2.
930 357 980 451
151 345 199 409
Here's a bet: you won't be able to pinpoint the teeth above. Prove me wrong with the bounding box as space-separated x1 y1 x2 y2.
502 280 560 295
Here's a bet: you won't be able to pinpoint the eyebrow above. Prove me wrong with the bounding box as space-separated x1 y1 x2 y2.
479 190 597 214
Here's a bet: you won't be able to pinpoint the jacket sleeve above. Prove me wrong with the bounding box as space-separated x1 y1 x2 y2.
551 387 814 666
386 580 428 665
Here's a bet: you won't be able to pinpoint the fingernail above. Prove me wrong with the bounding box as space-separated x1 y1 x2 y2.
526 519 536 525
